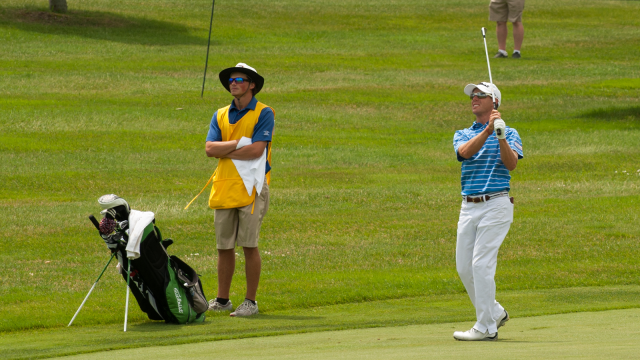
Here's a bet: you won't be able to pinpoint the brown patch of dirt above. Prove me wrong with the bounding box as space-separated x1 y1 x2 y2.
3 9 133 28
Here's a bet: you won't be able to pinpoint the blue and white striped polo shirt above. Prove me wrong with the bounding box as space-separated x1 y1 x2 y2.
453 121 524 196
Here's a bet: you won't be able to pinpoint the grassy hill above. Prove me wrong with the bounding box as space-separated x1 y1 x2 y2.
0 0 639 357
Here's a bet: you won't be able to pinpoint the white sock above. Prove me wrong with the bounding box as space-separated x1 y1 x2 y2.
498 49 508 56
513 50 521 54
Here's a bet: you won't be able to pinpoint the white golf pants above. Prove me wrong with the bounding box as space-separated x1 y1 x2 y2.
456 196 513 334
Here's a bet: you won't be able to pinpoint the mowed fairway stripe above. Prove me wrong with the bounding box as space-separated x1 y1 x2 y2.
60 308 640 360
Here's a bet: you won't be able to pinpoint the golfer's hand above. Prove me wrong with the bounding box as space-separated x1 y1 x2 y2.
490 110 502 123
484 111 496 134
484 110 500 134
494 119 506 139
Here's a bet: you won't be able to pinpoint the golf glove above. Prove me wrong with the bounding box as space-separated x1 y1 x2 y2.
494 119 506 139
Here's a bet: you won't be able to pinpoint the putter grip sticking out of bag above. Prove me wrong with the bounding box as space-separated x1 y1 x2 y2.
89 215 101 231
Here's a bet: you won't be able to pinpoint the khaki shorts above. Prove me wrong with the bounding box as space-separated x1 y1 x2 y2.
489 0 525 23
214 182 269 250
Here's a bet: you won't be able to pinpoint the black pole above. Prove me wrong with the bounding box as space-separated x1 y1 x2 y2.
201 0 216 98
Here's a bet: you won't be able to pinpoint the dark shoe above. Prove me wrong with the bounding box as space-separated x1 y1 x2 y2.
493 52 508 58
512 52 521 59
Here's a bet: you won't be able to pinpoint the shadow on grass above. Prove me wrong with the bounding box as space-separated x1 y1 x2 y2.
499 340 567 343
0 6 213 46
240 314 325 321
128 321 208 332
578 106 640 121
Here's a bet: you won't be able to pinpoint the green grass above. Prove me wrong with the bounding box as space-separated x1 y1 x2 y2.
0 0 639 357
54 307 640 360
2 286 640 359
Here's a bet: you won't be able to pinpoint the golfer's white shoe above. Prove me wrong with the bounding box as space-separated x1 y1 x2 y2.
453 328 498 341
497 310 510 329
208 299 233 311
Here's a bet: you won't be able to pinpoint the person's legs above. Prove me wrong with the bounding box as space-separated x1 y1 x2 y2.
243 246 261 301
456 201 480 307
214 208 239 300
512 21 524 51
489 0 509 54
507 0 524 53
454 200 503 341
496 21 508 52
236 180 270 301
471 197 513 334
217 248 236 299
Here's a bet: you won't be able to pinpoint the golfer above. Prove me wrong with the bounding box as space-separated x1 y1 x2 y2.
205 63 274 317
452 82 523 341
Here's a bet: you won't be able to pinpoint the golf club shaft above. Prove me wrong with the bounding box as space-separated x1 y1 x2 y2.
124 258 131 332
200 0 216 98
68 252 116 326
481 27 497 109
89 215 100 231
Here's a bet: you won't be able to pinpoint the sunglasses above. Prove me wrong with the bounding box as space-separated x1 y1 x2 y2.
469 92 493 100
469 92 496 100
229 77 251 85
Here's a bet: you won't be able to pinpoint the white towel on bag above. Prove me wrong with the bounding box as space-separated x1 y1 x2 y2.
126 210 155 259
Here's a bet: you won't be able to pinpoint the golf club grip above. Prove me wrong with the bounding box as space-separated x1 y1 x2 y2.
481 27 486 37
89 215 100 231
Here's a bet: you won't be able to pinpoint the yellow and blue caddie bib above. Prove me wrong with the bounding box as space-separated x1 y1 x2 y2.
184 101 274 211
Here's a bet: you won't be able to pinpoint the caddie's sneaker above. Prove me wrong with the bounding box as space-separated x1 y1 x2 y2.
230 299 258 317
497 310 510 329
208 299 233 311
453 328 498 341
512 52 521 59
493 52 508 58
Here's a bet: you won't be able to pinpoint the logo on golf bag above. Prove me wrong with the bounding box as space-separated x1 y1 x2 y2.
174 288 183 313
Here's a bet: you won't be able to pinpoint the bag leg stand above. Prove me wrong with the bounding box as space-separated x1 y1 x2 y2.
68 252 116 327
124 258 131 332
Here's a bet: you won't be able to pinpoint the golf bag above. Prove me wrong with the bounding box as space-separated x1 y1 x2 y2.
95 195 208 324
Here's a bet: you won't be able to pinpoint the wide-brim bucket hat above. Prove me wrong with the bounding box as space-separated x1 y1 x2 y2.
219 63 264 95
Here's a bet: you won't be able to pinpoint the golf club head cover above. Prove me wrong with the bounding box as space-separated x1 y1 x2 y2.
98 194 130 222
98 217 120 251
99 217 117 235
494 119 506 139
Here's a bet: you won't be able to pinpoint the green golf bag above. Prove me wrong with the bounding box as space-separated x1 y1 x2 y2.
96 195 208 324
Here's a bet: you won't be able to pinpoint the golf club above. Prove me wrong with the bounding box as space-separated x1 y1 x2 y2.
481 27 503 137
89 214 100 231
200 0 216 98
68 252 116 327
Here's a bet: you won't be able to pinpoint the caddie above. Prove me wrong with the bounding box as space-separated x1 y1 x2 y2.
452 82 523 341
202 63 274 317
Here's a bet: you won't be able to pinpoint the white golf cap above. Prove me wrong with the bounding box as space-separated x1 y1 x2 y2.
464 82 501 108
